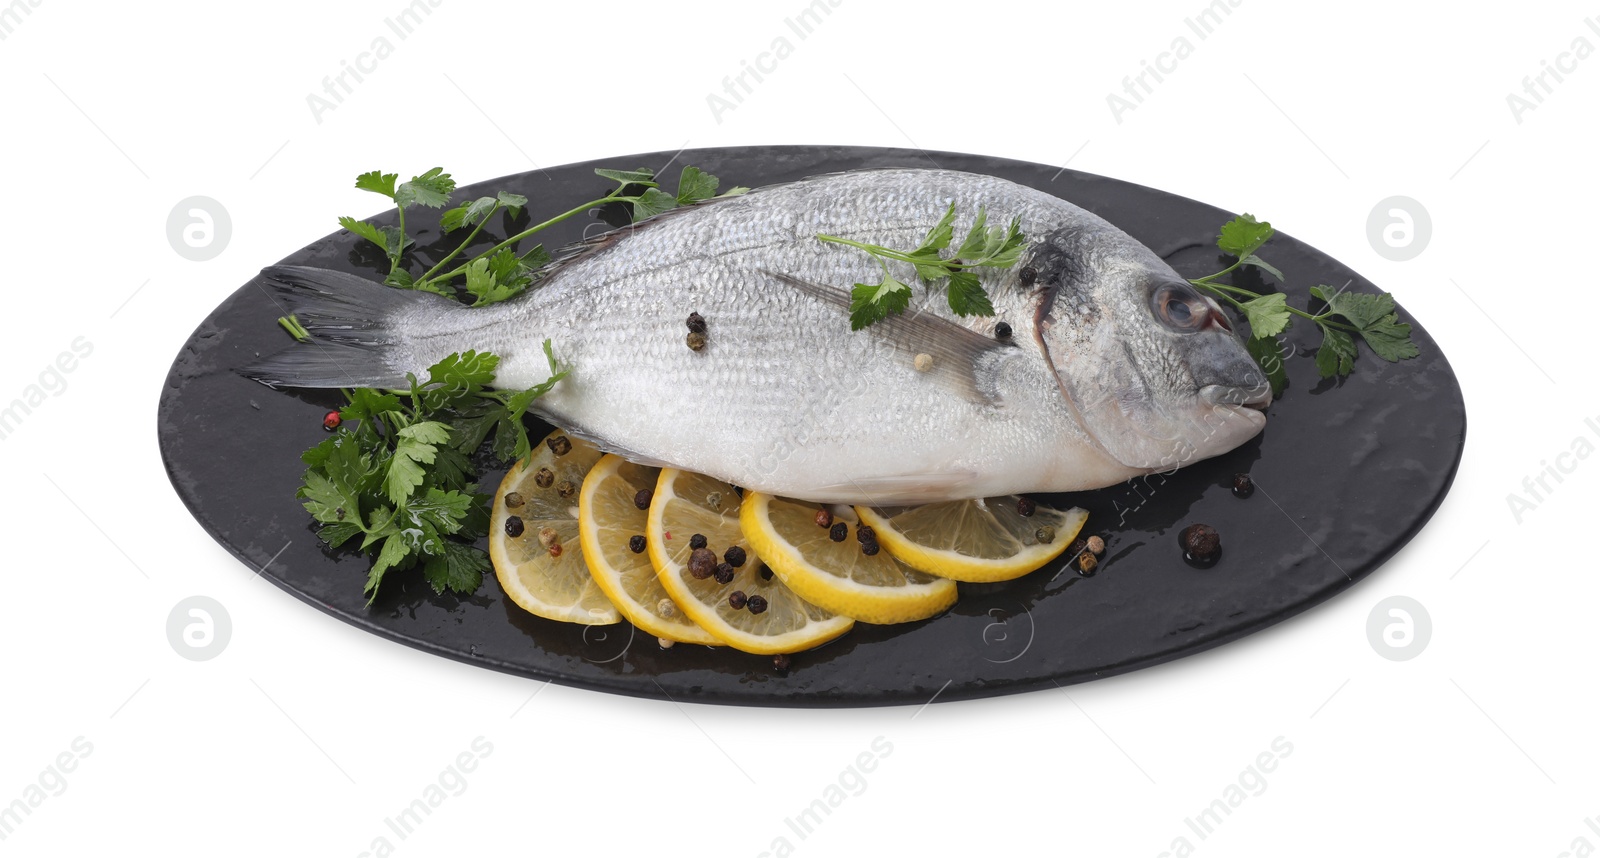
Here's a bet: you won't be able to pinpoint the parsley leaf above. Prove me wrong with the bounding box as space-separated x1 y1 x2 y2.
355 170 398 198
1246 335 1289 396
393 167 455 209
676 166 719 205
849 276 913 331
1240 293 1291 338
946 270 994 317
1217 214 1274 259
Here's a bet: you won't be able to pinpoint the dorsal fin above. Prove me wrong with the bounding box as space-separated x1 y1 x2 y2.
762 269 1016 406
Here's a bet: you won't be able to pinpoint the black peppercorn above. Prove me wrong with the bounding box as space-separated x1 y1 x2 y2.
862 541 880 556
995 321 1013 339
688 547 717 579
546 435 572 456
746 594 768 615
723 546 747 568
856 525 876 544
686 311 707 334
713 562 736 584
504 516 525 537
1179 523 1221 563
689 533 707 550
628 535 647 554
758 562 773 580
633 488 653 510
1232 473 1254 499
728 590 748 610
829 522 848 542
772 653 791 672
1016 496 1035 517
1018 266 1037 287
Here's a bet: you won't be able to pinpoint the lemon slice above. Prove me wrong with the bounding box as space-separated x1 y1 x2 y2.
855 498 1088 583
648 469 853 654
488 431 620 624
740 493 957 624
578 455 721 645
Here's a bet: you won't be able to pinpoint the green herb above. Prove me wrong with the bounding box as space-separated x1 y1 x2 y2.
333 164 747 305
297 343 568 605
1188 214 1419 395
817 204 1026 330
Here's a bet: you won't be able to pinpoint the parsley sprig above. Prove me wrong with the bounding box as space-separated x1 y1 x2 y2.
299 344 567 605
1188 215 1420 394
818 204 1026 330
330 164 747 306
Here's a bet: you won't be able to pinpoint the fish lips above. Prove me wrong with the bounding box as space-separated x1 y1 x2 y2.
1199 382 1273 413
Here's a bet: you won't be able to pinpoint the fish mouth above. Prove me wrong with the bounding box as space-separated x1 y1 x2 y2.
1199 383 1272 412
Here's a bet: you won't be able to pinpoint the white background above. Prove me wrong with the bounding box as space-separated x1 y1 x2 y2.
1 0 1593 855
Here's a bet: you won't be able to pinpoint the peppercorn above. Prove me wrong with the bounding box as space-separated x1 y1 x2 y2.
772 653 791 672
856 524 876 544
686 311 707 334
537 527 560 549
1180 523 1221 562
688 547 717 579
1068 537 1087 558
1035 525 1057 544
713 562 736 584
1018 266 1037 287
534 468 555 489
322 410 342 431
746 594 768 615
548 543 563 558
658 637 675 649
686 331 708 351
758 562 773 580
728 590 748 610
1087 535 1105 555
1232 473 1254 499
1077 552 1098 575
1016 496 1036 517
504 491 524 509
335 507 346 521
814 509 833 528
628 534 647 554
657 598 677 618
556 479 576 499
633 488 653 510
705 491 723 510
914 353 934 372
689 533 707 550
995 321 1013 339
546 435 572 456
504 516 525 537
724 546 747 568
829 522 848 542
861 541 880 556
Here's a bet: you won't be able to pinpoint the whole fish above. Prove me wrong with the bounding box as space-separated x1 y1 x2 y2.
247 169 1269 504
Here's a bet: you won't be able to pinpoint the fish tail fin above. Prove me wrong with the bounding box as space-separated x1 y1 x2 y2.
238 266 455 389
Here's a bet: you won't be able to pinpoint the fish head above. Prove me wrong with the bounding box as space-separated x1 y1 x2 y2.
1030 230 1270 472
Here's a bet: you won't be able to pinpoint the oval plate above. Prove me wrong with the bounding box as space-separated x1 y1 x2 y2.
157 146 1465 707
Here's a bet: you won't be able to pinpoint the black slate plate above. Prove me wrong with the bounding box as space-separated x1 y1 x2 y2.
157 146 1465 708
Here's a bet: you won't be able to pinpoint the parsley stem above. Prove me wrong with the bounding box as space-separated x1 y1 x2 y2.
816 235 939 268
434 192 635 284
392 207 407 274
417 202 500 285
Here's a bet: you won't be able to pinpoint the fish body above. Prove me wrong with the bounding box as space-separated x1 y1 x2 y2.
249 169 1269 504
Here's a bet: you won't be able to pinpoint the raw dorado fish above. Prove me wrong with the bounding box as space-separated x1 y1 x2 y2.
246 169 1269 504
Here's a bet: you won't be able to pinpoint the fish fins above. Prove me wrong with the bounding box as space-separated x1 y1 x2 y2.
762 270 1016 406
238 266 455 389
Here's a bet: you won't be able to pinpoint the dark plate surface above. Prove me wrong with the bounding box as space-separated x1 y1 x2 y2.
157 146 1466 708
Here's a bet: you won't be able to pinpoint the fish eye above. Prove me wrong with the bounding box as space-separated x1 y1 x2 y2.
1152 284 1213 333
